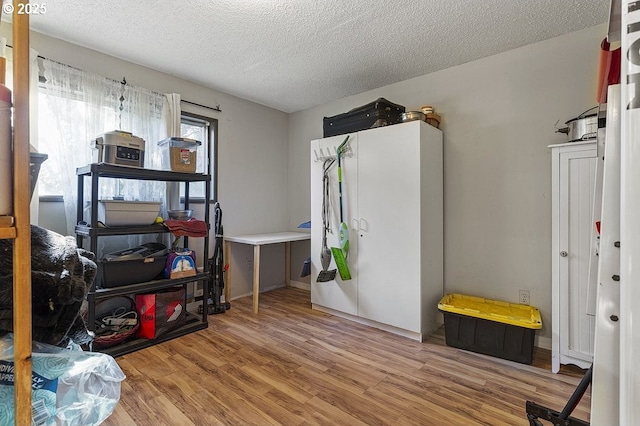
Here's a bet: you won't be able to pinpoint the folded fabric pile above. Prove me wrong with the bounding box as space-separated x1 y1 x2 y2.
0 225 97 346
163 218 208 238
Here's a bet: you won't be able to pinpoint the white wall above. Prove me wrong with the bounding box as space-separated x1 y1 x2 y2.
288 23 607 341
3 26 293 299
18 22 608 339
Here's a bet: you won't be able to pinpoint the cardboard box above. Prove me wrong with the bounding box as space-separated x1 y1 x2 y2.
136 288 186 339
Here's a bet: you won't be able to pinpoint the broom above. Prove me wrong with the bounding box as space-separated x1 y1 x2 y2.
331 136 351 281
317 157 337 282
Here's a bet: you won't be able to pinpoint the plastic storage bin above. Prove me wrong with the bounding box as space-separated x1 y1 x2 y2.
157 137 201 173
438 293 542 364
97 200 160 226
99 243 169 288
99 255 168 288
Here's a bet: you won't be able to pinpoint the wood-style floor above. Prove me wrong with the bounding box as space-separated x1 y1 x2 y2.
103 287 590 425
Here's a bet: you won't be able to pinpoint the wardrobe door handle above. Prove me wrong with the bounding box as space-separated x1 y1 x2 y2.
359 218 369 232
351 218 359 230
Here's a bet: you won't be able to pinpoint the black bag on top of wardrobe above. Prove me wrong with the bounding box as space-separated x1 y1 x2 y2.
323 98 405 138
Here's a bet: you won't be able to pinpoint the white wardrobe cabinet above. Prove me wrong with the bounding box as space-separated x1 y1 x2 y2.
550 141 597 373
310 120 443 341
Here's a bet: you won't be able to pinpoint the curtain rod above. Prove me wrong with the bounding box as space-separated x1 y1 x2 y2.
181 99 221 113
119 77 222 113
7 44 223 113
120 77 222 113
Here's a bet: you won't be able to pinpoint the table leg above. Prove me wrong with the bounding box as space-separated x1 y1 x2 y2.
224 240 231 304
253 244 260 314
285 241 291 287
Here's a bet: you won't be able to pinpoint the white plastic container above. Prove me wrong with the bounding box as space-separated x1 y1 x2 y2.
97 200 160 226
0 83 11 215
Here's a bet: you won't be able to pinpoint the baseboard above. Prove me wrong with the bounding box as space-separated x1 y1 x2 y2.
312 303 550 350
535 335 551 350
230 282 286 301
232 286 552 351
312 304 425 342
289 280 310 291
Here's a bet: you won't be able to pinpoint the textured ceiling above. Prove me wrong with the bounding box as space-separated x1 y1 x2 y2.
21 0 609 113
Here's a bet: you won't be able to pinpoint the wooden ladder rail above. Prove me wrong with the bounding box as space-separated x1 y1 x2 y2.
12 2 32 425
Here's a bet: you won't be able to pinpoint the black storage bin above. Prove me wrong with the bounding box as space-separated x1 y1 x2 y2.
99 255 168 288
438 293 542 365
442 311 536 364
323 97 405 137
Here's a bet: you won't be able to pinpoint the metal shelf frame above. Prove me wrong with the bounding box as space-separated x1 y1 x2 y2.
77 163 211 357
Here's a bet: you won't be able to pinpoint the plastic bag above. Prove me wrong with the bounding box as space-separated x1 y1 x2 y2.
0 334 125 426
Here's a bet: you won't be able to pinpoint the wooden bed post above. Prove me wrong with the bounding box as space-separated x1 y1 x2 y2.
12 2 32 425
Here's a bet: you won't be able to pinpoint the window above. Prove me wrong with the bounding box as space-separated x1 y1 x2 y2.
34 58 173 235
29 56 220 236
180 112 217 201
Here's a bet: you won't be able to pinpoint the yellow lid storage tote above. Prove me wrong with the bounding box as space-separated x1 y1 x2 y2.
438 293 542 364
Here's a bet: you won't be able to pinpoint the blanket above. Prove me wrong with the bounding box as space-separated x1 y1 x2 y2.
0 225 96 346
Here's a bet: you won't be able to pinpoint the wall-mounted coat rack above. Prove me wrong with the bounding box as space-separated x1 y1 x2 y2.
313 141 353 162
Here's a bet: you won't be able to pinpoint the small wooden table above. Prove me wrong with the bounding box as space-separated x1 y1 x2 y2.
224 231 310 313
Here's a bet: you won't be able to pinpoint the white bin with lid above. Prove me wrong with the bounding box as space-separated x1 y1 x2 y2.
97 200 161 226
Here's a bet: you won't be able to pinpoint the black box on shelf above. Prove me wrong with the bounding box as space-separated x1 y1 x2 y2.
99 255 168 288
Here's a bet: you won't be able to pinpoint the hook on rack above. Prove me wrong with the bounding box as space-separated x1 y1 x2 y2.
313 138 353 162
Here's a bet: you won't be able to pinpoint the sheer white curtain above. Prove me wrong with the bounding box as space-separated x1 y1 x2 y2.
163 93 181 211
164 93 181 137
4 45 40 222
37 59 171 242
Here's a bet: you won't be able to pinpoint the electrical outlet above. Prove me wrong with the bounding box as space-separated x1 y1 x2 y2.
519 290 530 305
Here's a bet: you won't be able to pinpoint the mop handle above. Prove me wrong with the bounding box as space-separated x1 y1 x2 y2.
336 135 349 223
338 155 343 222
322 158 334 232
